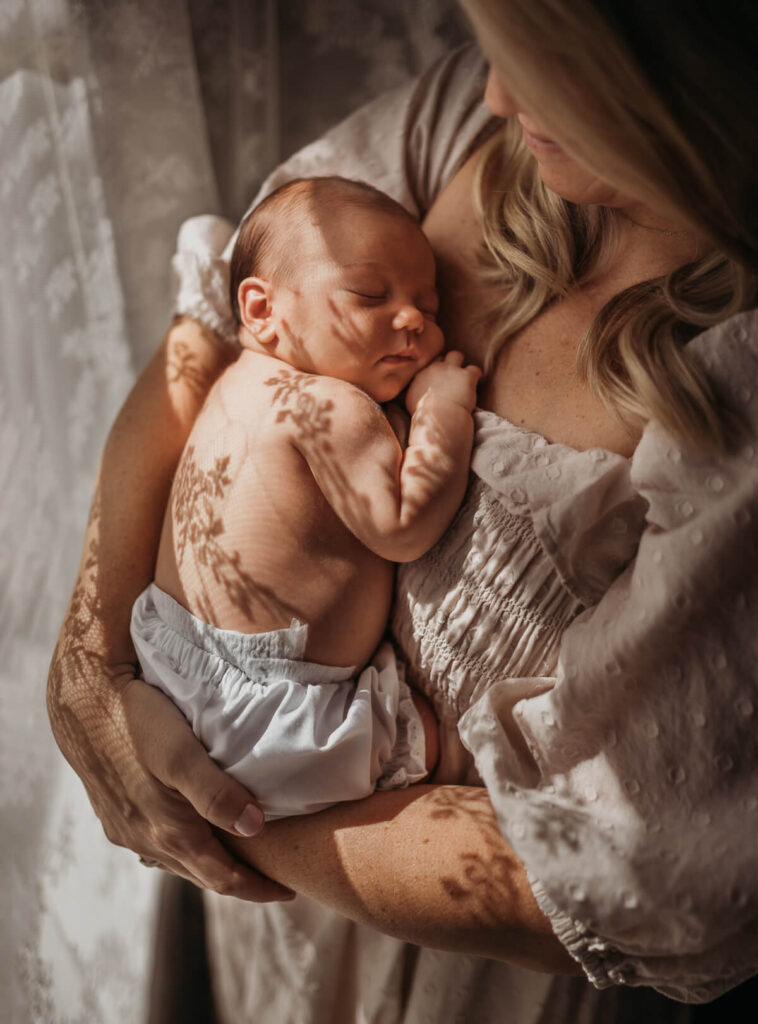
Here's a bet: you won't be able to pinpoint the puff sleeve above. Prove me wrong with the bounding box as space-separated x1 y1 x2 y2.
458 310 758 1002
171 43 491 347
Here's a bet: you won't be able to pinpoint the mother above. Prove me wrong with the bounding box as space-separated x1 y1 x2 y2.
48 0 758 1020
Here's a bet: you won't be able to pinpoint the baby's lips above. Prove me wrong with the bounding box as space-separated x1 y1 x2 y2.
382 344 419 363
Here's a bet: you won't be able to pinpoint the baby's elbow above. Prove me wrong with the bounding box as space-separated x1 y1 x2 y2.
370 527 436 563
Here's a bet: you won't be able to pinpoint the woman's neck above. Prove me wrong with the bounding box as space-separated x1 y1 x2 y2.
609 204 710 275
579 212 707 296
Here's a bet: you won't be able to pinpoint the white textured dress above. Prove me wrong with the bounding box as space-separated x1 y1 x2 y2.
172 43 758 1022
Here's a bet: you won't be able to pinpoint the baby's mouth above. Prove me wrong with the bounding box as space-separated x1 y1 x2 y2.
381 345 419 366
381 353 416 365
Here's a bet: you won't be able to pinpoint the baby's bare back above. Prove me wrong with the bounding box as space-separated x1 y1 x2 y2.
154 351 395 669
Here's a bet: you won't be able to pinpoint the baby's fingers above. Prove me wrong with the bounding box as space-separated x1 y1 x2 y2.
442 350 483 381
442 349 465 366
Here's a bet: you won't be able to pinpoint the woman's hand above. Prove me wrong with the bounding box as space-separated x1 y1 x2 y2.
120 676 294 898
46 543 294 901
46 315 292 901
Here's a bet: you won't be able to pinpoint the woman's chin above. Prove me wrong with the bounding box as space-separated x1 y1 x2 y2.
532 155 620 207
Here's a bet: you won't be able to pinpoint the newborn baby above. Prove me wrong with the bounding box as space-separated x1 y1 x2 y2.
131 176 480 819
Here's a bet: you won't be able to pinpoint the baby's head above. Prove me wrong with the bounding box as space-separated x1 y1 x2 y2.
229 176 444 402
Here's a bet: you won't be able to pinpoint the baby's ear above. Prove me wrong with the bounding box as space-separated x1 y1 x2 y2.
237 277 277 345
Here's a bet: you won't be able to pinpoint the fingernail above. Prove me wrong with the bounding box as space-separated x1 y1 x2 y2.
279 890 296 901
234 803 264 837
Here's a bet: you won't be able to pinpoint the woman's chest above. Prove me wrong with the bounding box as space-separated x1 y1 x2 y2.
480 298 638 454
422 155 637 455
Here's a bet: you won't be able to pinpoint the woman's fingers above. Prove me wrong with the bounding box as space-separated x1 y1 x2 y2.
163 733 266 839
137 813 295 901
139 843 296 902
171 832 296 902
120 678 295 900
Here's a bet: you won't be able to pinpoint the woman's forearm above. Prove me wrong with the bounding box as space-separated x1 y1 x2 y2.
225 784 581 975
43 318 347 900
50 317 233 673
71 318 236 666
47 317 235 822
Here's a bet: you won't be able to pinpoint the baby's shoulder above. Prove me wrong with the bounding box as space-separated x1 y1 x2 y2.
262 368 387 439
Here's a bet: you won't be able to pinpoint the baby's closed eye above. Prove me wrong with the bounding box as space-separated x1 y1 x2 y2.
347 289 387 303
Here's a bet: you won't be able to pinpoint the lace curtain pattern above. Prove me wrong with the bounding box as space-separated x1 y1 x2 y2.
0 2 465 1021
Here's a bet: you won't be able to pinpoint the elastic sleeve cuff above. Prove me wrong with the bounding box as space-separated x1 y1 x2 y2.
171 214 239 347
527 874 623 989
527 874 741 1004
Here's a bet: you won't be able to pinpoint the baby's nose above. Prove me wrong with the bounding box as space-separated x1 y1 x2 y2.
392 305 424 333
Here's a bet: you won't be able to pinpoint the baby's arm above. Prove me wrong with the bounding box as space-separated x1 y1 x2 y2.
399 350 482 552
290 351 480 563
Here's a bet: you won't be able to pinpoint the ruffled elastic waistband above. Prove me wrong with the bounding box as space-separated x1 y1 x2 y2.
133 583 354 683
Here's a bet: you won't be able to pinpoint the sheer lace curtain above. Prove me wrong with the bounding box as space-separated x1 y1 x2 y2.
0 2 465 1021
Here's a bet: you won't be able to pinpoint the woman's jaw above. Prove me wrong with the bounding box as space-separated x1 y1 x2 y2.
485 68 618 203
486 69 697 236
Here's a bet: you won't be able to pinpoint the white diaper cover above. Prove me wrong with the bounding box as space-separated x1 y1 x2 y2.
130 584 427 820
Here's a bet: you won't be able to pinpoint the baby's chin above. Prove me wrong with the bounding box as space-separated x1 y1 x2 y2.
364 368 421 405
364 382 405 405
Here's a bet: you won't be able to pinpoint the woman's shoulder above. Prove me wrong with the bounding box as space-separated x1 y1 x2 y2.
632 308 758 505
688 307 758 407
251 42 492 220
467 308 758 607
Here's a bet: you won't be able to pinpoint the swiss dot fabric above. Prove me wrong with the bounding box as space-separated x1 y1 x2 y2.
454 313 758 1002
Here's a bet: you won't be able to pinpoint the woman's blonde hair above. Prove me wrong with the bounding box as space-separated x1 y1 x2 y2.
461 0 758 449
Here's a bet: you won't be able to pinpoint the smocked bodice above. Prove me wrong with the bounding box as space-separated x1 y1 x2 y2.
392 409 647 782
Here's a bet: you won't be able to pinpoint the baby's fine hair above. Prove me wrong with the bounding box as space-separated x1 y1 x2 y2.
229 176 419 326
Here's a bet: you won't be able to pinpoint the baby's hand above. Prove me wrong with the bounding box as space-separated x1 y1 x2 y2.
405 350 482 416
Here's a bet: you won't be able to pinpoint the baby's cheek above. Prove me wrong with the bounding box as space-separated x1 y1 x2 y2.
426 325 445 361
